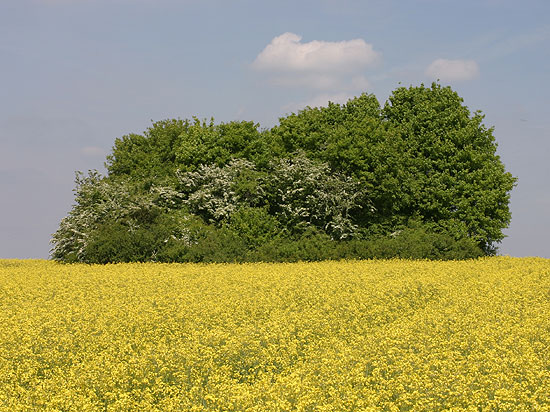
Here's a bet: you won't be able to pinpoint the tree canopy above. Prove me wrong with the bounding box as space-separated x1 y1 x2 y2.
52 83 516 263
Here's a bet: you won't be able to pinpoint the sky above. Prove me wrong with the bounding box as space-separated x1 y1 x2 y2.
1 0 549 259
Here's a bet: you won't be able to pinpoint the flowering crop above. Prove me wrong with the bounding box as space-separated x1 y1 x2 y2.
0 258 549 411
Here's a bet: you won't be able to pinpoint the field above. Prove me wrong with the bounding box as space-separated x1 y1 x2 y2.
0 258 549 411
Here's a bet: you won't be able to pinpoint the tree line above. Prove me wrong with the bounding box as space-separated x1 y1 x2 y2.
51 83 516 263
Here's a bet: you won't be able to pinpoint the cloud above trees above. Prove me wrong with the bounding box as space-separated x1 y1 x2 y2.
425 58 480 82
253 32 380 73
253 32 380 91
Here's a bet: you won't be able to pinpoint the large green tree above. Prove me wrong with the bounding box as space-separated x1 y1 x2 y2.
270 83 516 252
52 83 515 262
382 83 516 252
105 118 268 183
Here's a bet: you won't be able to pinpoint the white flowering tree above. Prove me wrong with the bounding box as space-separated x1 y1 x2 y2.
174 154 370 240
50 171 159 261
176 159 265 224
266 153 371 239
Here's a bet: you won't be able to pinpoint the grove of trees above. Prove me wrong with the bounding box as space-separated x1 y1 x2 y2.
51 83 516 263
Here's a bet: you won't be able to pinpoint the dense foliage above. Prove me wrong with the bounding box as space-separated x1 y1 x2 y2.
2 258 549 410
51 83 516 262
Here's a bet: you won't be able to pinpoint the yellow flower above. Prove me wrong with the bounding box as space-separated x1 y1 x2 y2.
0 257 548 411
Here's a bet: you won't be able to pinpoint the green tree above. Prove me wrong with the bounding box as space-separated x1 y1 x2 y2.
270 94 401 229
52 82 515 262
106 118 267 183
270 84 516 252
271 94 383 178
382 83 516 252
106 118 189 183
175 119 269 170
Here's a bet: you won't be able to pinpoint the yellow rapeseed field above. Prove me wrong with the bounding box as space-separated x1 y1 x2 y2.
0 257 549 411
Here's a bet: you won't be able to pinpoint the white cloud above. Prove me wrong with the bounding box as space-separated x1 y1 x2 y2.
253 32 380 73
282 93 354 114
425 58 480 82
253 33 380 90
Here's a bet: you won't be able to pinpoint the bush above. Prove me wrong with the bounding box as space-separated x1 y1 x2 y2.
249 228 337 262
227 207 282 249
357 225 484 260
85 221 167 264
81 214 482 264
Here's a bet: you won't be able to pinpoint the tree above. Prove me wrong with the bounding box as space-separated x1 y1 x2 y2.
173 154 369 240
50 171 162 262
382 83 516 252
270 84 516 252
270 93 402 229
176 159 265 224
52 83 515 262
106 118 267 183
264 153 370 239
105 118 189 183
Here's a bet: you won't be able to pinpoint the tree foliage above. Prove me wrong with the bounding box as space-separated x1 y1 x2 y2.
52 83 515 262
381 83 516 252
51 171 161 262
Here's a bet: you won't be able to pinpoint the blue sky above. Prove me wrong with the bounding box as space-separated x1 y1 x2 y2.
1 0 549 259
